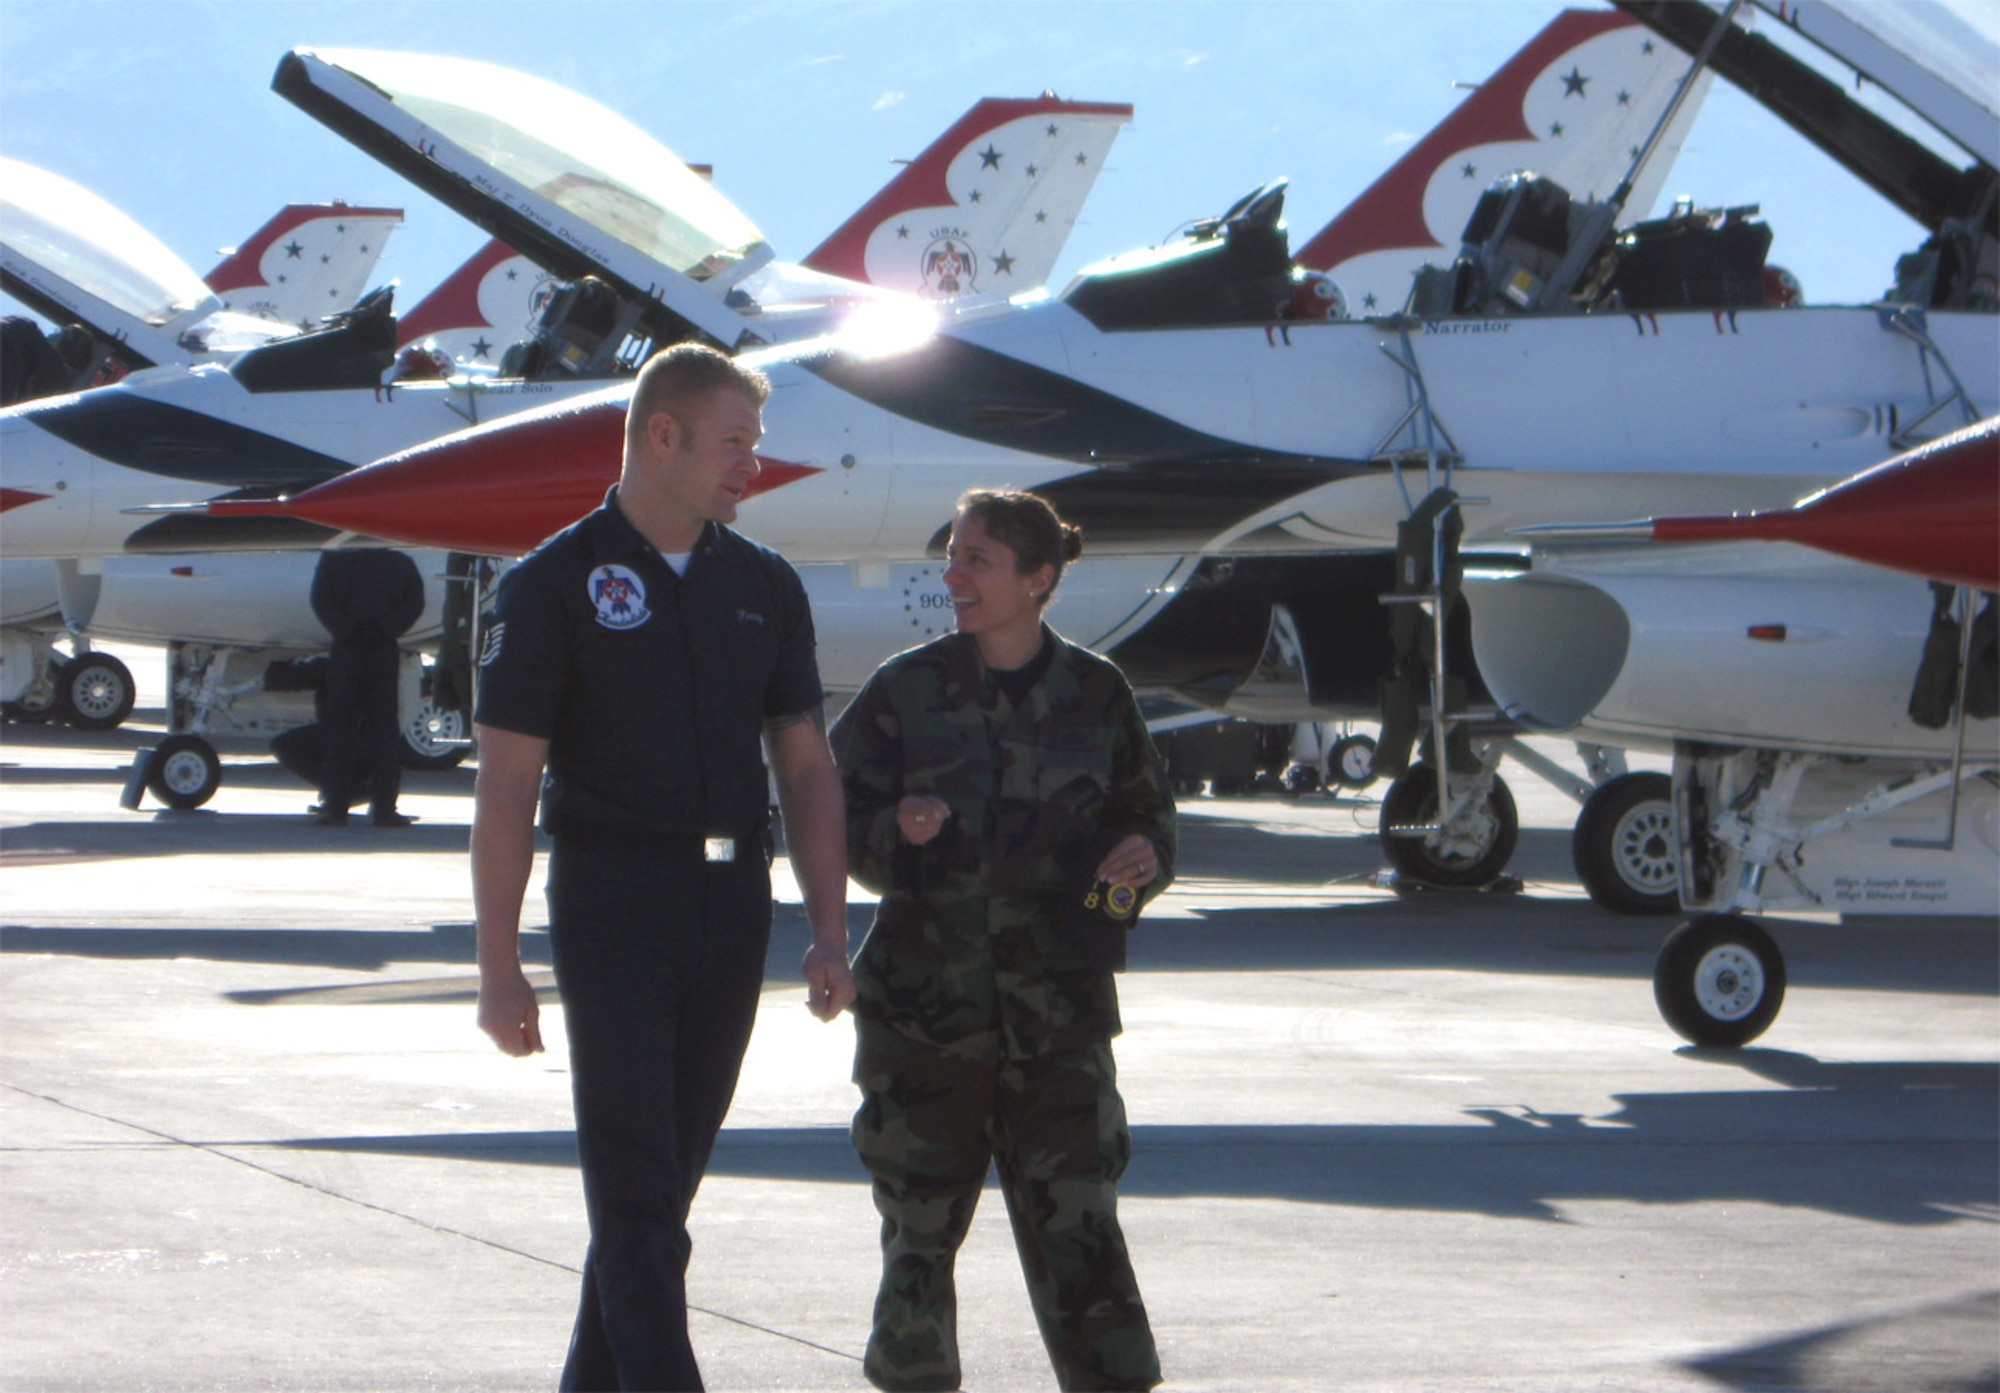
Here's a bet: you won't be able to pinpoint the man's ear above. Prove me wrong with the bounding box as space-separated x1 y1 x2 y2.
647 408 679 454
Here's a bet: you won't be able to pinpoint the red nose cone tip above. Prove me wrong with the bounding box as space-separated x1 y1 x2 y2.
1651 417 2000 592
210 401 821 556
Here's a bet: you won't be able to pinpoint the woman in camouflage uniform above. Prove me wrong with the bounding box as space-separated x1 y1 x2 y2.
833 489 1176 1392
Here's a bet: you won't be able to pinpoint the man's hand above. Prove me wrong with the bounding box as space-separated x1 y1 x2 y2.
477 966 545 1057
803 941 856 1021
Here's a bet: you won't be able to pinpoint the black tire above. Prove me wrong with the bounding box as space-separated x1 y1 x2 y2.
401 697 470 770
59 652 136 730
1573 772 1680 915
146 734 222 811
1330 734 1379 790
1281 763 1320 796
1379 764 1519 888
1653 914 1786 1047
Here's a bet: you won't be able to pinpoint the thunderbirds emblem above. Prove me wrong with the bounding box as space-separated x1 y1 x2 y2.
921 234 977 299
589 564 650 630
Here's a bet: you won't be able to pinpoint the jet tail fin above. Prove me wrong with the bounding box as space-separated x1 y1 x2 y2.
393 238 543 371
1294 8 1710 314
205 203 403 330
802 95 1132 300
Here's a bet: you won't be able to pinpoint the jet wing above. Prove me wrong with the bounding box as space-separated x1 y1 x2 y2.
272 46 772 351
1 158 227 370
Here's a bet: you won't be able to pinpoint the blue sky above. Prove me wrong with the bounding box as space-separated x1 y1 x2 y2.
3 0 1994 317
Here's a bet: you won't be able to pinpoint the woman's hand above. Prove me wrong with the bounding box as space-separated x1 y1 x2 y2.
897 795 953 846
1095 833 1162 890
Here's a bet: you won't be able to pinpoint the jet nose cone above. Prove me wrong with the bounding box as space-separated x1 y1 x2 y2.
1655 416 1999 591
219 394 630 555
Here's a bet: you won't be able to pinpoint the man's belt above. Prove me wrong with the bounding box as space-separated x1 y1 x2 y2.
549 819 769 863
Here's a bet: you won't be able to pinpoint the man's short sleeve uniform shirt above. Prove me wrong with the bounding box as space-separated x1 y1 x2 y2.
474 490 822 837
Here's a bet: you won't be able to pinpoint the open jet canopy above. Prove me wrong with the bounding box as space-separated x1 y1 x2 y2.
1614 1 1998 239
1752 0 1999 167
273 46 772 350
0 158 280 369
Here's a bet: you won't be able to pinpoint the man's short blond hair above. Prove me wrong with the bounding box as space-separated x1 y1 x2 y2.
626 342 771 456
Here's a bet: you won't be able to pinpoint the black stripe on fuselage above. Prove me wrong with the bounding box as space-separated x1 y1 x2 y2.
798 333 1370 548
17 389 354 490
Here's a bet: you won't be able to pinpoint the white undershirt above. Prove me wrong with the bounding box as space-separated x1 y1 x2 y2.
660 551 692 577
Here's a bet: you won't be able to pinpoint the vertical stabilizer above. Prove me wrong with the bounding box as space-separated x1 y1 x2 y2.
1295 9 1710 314
205 203 403 329
393 238 547 368
803 96 1132 299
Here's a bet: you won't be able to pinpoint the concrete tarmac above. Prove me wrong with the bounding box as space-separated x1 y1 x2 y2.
2 693 1995 1391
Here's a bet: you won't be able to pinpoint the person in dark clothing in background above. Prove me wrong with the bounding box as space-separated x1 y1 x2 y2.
0 316 97 406
310 547 427 827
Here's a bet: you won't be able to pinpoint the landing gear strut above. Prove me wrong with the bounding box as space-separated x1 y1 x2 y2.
1380 761 1519 888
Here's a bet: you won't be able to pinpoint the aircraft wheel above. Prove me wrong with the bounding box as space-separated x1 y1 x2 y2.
59 652 136 730
1573 772 1680 915
146 734 222 811
1379 764 1519 888
3 658 65 724
1329 734 1379 790
401 698 470 770
1654 914 1786 1048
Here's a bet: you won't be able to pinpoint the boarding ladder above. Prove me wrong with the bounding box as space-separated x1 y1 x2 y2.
1880 305 1984 450
1368 321 1515 866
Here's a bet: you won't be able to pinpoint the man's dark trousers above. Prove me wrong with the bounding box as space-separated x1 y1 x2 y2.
321 635 401 815
546 837 773 1392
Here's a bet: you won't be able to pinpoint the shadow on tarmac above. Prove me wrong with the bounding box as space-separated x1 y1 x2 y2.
1682 1288 2000 1392
5 901 1995 1000
1 815 475 860
231 1046 1998 1227
1133 900 2000 994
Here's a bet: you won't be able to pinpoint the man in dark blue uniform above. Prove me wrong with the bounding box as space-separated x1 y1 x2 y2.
471 343 854 1392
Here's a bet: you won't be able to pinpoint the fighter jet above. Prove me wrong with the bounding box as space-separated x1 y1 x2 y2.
237 4 1996 882
0 169 405 730
0 7 1692 769
1465 416 1998 1045
393 95 1133 371
6 161 317 376
0 88 1132 805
